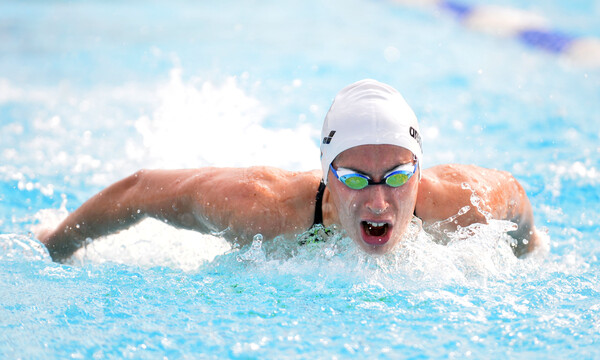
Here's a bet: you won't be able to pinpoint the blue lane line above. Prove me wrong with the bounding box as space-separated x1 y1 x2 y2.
438 0 578 55
518 30 576 54
439 0 474 20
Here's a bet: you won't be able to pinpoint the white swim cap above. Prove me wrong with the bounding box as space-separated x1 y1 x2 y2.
320 79 423 184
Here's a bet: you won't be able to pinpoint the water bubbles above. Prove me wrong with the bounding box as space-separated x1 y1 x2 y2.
457 206 470 216
236 233 266 263
296 224 334 245
0 234 50 262
323 246 335 259
460 181 492 221
210 227 230 237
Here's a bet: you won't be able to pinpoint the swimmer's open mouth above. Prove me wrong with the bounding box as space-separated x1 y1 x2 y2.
362 221 388 236
361 221 391 245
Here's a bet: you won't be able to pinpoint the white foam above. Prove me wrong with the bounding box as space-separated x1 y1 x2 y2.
67 218 231 272
29 199 230 271
27 197 555 286
0 234 50 262
1 68 320 192
215 216 547 290
128 68 321 171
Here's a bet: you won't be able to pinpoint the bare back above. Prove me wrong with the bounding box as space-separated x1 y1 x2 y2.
170 167 322 244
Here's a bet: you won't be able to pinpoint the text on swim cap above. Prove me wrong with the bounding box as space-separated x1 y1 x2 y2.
409 126 423 152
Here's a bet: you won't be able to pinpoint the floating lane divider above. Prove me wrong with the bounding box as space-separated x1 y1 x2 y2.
391 0 600 68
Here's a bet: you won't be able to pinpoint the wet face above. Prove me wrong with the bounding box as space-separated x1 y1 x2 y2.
327 144 419 254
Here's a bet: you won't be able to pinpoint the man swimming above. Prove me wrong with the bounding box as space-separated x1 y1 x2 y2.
37 79 541 262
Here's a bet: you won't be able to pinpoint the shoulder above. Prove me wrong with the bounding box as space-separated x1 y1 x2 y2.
416 164 517 223
212 166 321 196
421 164 512 184
242 167 323 210
171 166 321 200
419 164 518 197
133 166 322 210
187 166 323 237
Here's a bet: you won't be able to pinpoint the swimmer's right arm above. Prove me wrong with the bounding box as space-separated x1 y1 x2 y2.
38 167 321 262
38 169 178 262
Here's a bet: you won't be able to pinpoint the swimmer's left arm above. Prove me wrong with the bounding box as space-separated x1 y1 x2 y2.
416 164 540 256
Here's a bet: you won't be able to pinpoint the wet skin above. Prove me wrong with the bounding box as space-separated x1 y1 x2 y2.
324 145 418 254
38 144 539 261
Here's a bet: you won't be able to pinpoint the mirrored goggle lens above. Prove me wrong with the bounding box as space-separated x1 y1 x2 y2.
385 172 410 187
340 175 369 190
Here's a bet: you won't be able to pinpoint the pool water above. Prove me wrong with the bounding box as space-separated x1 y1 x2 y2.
2 0 600 358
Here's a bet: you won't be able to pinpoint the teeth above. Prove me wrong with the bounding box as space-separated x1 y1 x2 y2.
363 221 388 237
366 221 386 227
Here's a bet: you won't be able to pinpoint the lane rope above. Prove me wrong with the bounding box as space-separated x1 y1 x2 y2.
391 0 600 68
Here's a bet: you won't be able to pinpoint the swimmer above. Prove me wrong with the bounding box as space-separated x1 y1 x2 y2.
37 79 541 262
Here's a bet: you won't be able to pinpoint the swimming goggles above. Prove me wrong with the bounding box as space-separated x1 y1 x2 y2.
330 159 418 190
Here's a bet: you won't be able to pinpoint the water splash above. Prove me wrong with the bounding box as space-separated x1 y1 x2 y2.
25 183 547 289
30 194 69 236
65 218 231 271
426 205 471 243
200 214 537 291
0 234 50 262
461 181 493 221
296 224 337 246
129 69 320 171
28 210 541 289
237 234 266 263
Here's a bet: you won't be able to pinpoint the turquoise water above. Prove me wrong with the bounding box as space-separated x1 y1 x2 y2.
2 0 600 358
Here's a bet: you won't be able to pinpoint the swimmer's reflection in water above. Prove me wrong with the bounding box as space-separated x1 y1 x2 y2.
37 80 542 262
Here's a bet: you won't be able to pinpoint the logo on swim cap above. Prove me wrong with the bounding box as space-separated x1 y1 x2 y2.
322 130 336 145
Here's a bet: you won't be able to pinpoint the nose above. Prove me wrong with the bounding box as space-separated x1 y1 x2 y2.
365 185 389 215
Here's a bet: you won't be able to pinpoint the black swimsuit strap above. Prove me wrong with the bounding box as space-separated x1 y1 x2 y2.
313 180 326 226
